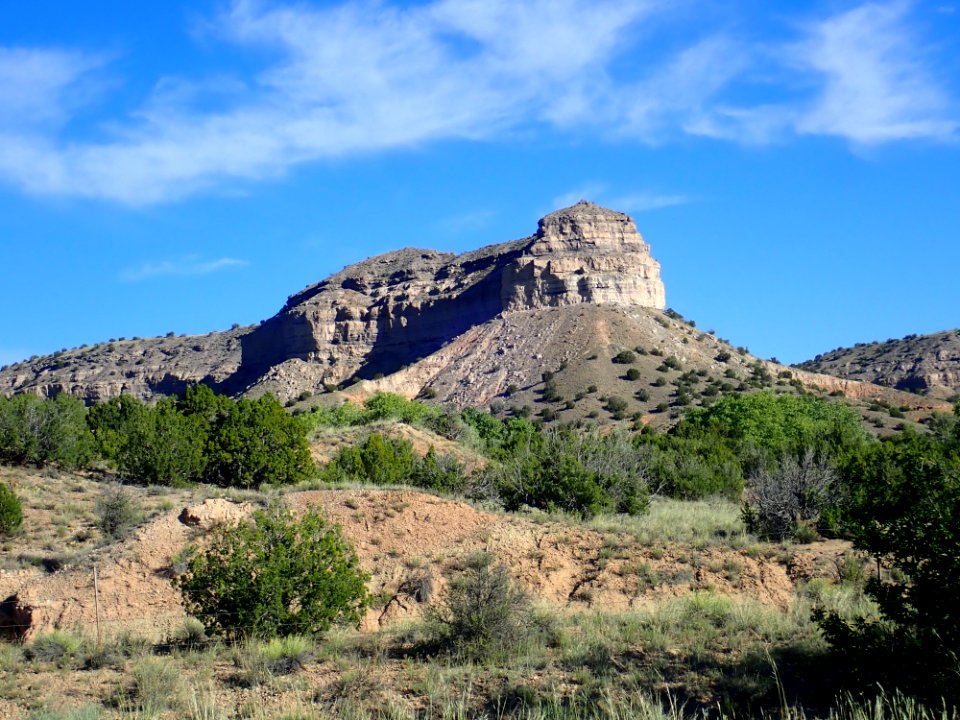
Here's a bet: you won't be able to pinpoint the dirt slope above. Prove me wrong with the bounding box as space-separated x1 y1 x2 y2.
3 489 827 641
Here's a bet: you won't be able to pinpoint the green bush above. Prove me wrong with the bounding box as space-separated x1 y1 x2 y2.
816 431 960 700
410 447 467 493
487 428 649 517
541 379 562 403
637 434 744 500
428 552 533 661
89 396 207 486
625 368 641 381
611 351 636 365
0 482 23 535
95 484 141 541
605 396 628 417
675 392 868 474
324 433 415 485
204 395 314 488
0 393 95 469
176 503 369 639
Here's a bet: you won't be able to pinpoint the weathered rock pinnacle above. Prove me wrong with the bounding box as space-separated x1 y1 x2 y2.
502 201 666 309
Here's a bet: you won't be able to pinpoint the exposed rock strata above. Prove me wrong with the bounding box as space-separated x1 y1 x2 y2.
0 328 248 402
0 202 665 402
237 201 665 388
800 330 960 400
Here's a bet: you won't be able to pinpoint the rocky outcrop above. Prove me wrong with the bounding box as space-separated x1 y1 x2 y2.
236 201 665 389
0 327 248 403
502 202 665 310
800 330 960 401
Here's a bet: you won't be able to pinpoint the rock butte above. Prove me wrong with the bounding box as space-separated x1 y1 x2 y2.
240 201 666 388
0 202 666 402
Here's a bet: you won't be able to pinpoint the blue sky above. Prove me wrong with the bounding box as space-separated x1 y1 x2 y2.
1 0 958 367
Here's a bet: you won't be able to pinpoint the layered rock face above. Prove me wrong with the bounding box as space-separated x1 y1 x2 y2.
238 202 666 387
0 202 666 402
800 330 960 400
502 202 665 310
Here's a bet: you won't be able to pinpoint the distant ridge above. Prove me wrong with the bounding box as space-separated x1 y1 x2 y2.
799 329 960 401
1 202 948 430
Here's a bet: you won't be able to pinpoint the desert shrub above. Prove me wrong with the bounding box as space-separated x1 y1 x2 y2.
361 392 439 425
494 452 608 517
625 368 641 381
816 432 960 700
0 393 95 469
324 433 415 485
611 350 636 365
487 427 649 517
26 630 87 667
428 551 533 661
741 451 837 541
95 484 141 541
0 482 23 535
637 434 744 500
410 447 467 493
541 379 562 403
127 657 182 712
235 635 314 685
675 392 868 475
635 388 650 402
176 503 369 639
605 396 629 419
748 362 773 387
203 394 314 488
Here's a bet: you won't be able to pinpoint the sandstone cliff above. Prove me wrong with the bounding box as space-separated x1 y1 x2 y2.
2 201 944 426
0 202 665 402
236 201 665 390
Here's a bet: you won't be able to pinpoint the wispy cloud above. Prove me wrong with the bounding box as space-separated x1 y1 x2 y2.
120 256 249 282
552 183 687 214
0 1 955 204
609 192 688 212
436 209 496 235
687 1 958 144
0 47 105 129
791 1 957 143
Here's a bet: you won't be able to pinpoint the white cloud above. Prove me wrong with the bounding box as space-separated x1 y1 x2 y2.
551 183 611 211
608 192 688 212
0 47 104 129
0 0 656 204
0 1 954 204
552 183 687 214
791 1 957 143
120 256 249 282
